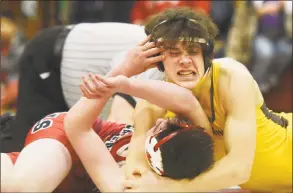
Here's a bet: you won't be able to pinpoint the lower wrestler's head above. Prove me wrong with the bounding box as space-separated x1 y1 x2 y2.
145 117 214 179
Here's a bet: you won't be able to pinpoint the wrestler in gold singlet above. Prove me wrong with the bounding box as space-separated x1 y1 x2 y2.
166 62 292 193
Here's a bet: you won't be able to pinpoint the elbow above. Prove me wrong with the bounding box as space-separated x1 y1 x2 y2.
235 170 250 185
232 163 253 185
226 153 253 185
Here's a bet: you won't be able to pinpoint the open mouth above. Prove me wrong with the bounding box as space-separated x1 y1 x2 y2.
177 70 196 76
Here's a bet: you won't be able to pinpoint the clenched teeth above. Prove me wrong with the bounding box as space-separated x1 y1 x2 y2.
178 71 195 76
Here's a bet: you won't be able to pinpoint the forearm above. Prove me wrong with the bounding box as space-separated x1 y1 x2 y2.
122 79 194 115
125 100 160 177
181 155 247 192
106 61 133 78
186 99 213 136
126 134 149 165
122 79 212 133
64 96 109 134
126 102 156 163
125 132 151 180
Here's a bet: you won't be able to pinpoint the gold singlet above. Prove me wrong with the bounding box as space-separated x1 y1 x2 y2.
165 62 292 192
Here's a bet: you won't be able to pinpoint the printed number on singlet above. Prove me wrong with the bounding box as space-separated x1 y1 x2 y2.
31 112 63 133
31 119 53 133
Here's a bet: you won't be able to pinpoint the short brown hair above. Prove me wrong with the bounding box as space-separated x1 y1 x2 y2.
145 7 218 44
144 7 219 71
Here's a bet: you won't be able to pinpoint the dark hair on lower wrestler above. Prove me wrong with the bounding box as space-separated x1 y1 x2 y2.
156 117 214 179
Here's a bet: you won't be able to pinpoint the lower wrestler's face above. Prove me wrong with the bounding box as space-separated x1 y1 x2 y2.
162 42 205 89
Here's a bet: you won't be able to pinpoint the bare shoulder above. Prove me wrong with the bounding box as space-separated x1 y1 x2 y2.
214 58 256 106
213 57 251 78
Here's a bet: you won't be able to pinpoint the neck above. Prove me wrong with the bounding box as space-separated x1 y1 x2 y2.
191 68 212 96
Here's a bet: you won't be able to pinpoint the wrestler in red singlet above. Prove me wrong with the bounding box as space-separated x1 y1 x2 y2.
6 112 133 193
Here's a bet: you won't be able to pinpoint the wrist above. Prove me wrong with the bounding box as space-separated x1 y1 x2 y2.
106 62 132 78
118 77 132 94
122 63 136 78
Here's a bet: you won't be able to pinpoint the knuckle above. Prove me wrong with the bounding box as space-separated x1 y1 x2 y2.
134 51 140 57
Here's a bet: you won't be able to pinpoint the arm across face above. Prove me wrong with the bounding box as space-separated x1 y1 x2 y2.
81 74 212 136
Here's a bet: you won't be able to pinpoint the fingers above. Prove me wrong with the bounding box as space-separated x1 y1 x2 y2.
94 74 113 88
81 74 110 99
88 74 111 94
137 35 152 46
144 47 162 56
142 42 156 51
88 73 104 88
147 54 165 64
82 75 97 93
80 83 99 99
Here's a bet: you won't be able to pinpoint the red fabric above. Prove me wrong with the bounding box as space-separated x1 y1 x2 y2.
131 1 211 24
6 152 20 164
7 112 132 193
24 112 73 155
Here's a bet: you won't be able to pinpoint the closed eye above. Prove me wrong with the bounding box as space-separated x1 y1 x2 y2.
168 52 181 56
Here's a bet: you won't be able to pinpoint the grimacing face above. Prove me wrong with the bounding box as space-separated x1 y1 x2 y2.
161 42 205 89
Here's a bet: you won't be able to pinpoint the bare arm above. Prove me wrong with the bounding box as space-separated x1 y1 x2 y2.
119 79 213 179
168 67 257 192
106 35 164 79
79 74 213 180
64 96 124 192
3 139 72 192
84 74 212 134
121 78 213 135
125 99 166 179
